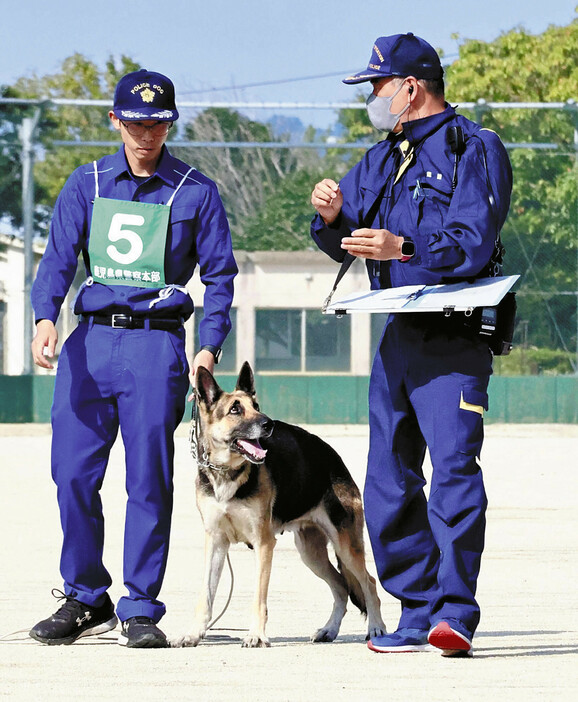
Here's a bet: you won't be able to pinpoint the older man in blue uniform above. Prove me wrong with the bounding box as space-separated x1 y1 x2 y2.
311 34 512 656
30 70 237 648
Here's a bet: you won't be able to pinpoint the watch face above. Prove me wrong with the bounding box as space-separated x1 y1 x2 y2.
401 240 415 256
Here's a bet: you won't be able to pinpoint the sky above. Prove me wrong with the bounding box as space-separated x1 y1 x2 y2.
2 0 577 129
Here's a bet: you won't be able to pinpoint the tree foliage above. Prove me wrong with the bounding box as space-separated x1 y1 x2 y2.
444 21 578 352
1 54 139 232
241 161 340 251
0 86 30 229
176 109 336 248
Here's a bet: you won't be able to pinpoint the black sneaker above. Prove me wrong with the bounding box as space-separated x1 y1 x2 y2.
118 616 168 648
29 589 118 645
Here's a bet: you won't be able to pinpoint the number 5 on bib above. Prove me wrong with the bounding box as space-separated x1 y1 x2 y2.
88 197 170 288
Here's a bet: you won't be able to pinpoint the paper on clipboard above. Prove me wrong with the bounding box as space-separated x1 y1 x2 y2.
323 275 520 314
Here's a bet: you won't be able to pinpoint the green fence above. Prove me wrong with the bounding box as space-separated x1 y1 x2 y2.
1 374 577 424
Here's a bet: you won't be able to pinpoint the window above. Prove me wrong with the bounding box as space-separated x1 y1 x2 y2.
370 314 389 357
305 310 350 372
255 309 351 372
193 308 237 373
255 310 301 371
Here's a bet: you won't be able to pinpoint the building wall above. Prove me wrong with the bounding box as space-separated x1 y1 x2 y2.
187 250 373 373
0 237 26 375
1 239 375 376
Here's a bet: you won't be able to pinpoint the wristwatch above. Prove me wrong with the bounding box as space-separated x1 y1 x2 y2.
201 345 222 364
400 238 415 262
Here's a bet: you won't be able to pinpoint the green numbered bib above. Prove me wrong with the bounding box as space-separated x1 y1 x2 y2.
89 197 170 288
87 161 193 289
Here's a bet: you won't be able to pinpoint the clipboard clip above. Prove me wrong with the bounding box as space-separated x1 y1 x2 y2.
322 253 356 314
322 290 334 314
408 288 424 302
322 290 347 318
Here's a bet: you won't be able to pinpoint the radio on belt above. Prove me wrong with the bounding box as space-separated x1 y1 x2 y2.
478 306 498 336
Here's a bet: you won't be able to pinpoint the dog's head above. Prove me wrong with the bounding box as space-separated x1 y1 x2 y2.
194 361 274 468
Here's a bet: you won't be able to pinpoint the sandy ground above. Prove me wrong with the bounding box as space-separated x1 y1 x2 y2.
0 422 577 701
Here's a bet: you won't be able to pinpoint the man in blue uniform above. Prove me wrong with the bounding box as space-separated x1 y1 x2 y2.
29 69 237 648
311 34 512 657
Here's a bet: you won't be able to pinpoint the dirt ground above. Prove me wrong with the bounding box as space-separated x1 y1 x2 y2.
1 422 577 701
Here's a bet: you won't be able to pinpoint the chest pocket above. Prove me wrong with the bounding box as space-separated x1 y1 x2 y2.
168 204 197 259
170 204 192 225
409 176 452 228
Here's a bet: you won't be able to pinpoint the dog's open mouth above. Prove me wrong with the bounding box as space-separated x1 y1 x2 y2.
233 438 267 464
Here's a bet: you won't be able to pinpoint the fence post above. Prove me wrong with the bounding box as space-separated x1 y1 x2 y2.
18 107 42 375
565 99 578 376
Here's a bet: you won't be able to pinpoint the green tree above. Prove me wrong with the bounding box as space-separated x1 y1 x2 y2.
3 53 139 233
242 165 334 251
177 109 331 248
446 20 578 354
0 86 34 231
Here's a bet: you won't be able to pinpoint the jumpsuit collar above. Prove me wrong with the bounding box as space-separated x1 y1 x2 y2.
399 103 456 146
111 145 183 189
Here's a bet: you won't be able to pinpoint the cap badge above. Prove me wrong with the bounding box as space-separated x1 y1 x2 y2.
140 88 155 103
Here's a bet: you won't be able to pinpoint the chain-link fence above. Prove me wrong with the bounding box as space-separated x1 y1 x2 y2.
1 100 577 375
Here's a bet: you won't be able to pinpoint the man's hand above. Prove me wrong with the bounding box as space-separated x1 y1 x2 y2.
187 348 216 402
31 319 58 370
311 178 343 225
341 228 404 261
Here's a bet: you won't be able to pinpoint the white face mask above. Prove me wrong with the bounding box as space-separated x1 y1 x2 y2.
366 81 410 132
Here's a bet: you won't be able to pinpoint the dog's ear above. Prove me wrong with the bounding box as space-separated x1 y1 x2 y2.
236 361 256 396
196 366 223 407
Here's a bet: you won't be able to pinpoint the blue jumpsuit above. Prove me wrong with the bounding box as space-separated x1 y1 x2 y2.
32 146 237 623
312 105 512 639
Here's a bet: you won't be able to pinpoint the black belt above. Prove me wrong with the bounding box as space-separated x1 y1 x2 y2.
79 314 183 330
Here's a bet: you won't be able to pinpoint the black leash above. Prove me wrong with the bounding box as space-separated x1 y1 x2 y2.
321 138 405 313
322 252 356 312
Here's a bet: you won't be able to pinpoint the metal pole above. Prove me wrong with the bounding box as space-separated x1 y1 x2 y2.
19 108 41 375
565 100 578 375
574 107 578 375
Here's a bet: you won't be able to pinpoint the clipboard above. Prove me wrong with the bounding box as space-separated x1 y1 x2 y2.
323 275 520 315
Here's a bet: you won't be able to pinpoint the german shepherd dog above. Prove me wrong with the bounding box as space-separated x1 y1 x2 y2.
172 362 386 648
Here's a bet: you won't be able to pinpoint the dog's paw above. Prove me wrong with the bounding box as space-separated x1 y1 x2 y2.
367 624 387 640
168 633 202 648
241 634 271 648
311 627 338 643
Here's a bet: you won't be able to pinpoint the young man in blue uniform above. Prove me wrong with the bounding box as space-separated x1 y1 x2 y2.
311 34 512 656
29 69 237 648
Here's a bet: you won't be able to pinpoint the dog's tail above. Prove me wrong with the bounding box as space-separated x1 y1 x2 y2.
336 556 367 616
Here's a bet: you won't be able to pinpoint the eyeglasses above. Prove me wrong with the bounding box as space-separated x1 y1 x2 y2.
120 121 173 137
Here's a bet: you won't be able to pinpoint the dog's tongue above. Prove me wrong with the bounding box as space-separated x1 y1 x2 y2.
237 439 267 461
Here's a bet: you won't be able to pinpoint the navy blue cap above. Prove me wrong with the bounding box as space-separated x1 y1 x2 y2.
112 69 179 121
343 33 443 84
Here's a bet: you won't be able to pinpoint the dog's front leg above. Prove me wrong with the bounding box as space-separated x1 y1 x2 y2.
242 534 276 648
170 532 229 648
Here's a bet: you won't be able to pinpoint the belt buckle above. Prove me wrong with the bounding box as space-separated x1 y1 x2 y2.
111 314 130 328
